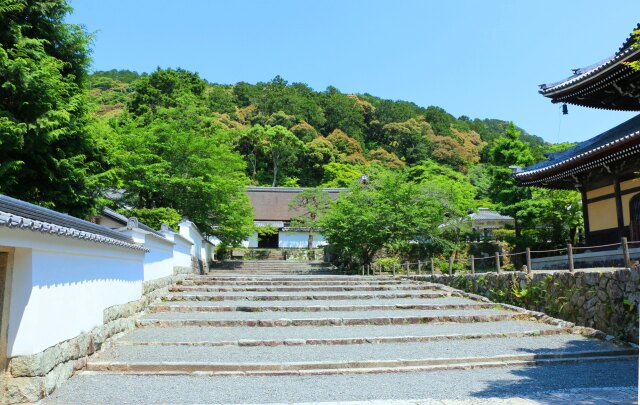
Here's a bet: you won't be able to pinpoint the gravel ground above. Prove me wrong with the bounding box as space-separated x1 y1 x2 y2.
118 320 563 344
41 361 638 404
93 334 625 363
153 297 482 307
140 308 511 321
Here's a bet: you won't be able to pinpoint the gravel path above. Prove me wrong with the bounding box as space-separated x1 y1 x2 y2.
118 320 563 344
41 361 638 404
93 334 624 363
140 308 512 321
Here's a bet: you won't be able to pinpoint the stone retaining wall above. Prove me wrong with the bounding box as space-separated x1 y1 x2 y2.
4 267 191 404
414 268 640 343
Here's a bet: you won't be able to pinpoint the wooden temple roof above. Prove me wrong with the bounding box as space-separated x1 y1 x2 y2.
515 113 640 188
539 24 640 111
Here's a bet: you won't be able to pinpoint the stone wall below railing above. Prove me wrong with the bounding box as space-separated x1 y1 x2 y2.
4 268 190 404
413 268 640 344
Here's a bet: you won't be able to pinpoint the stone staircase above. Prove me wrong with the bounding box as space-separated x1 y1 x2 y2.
43 273 639 404
208 259 335 274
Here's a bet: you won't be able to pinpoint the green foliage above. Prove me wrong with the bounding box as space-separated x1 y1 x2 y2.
288 188 333 249
319 170 449 267
374 257 401 272
119 207 181 230
0 0 113 217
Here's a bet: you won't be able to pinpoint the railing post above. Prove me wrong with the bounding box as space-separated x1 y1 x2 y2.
622 237 631 269
470 255 475 275
430 259 435 275
417 260 422 275
405 262 410 277
567 243 574 273
361 265 364 276
526 247 532 273
392 263 396 277
495 252 501 274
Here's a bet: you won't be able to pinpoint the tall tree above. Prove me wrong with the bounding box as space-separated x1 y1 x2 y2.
320 170 447 267
261 125 304 187
288 188 332 249
0 0 112 217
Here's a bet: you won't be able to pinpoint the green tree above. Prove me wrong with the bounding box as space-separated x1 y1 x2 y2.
288 188 332 249
320 170 447 267
127 67 207 117
0 0 114 217
261 125 304 187
112 102 253 245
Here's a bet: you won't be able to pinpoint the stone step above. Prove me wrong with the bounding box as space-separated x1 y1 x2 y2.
136 310 529 328
168 285 441 293
41 362 640 404
150 302 498 313
163 291 452 302
116 320 569 347
87 335 637 375
177 279 409 286
190 274 372 280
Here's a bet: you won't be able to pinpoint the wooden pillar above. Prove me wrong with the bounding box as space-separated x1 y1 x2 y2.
580 189 591 245
417 261 422 275
495 252 501 273
622 237 631 268
526 247 532 273
614 179 626 239
430 259 435 275
567 243 574 273
470 255 475 275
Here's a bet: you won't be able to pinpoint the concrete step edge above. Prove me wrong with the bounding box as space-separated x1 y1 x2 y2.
85 351 639 374
114 328 573 347
136 313 530 328
163 293 451 302
169 286 441 293
149 303 499 313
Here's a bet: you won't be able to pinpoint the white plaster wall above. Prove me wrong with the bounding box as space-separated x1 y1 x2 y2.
247 232 259 248
1 228 144 357
173 237 192 268
142 235 174 281
179 221 203 261
279 232 327 248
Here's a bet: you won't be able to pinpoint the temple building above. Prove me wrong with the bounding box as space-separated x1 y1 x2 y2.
514 25 640 245
244 187 343 249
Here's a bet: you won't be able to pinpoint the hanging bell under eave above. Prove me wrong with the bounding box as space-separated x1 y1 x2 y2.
562 104 569 115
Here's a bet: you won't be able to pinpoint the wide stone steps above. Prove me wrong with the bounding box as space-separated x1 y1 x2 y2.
164 291 452 302
87 334 637 375
170 284 439 292
44 273 639 404
114 320 568 346
208 260 335 274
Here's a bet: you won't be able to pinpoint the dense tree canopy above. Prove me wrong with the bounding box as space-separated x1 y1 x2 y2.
0 0 113 217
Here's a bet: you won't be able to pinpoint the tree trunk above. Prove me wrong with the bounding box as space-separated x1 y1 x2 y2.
307 232 313 249
272 156 278 187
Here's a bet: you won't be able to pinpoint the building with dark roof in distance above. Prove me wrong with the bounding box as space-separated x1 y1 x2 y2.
515 25 640 245
245 187 344 249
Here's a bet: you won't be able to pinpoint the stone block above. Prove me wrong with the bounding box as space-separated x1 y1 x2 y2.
6 376 44 404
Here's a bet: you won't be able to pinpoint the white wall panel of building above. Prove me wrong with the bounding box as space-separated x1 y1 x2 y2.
1 228 145 357
279 232 327 248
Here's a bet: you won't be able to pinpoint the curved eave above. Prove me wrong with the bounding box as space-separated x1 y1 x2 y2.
540 47 640 99
0 212 149 252
515 130 640 186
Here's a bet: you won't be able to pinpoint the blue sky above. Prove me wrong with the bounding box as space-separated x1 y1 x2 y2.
67 1 639 144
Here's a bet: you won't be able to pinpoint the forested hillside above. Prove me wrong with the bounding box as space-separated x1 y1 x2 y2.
89 69 548 187
84 68 582 251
